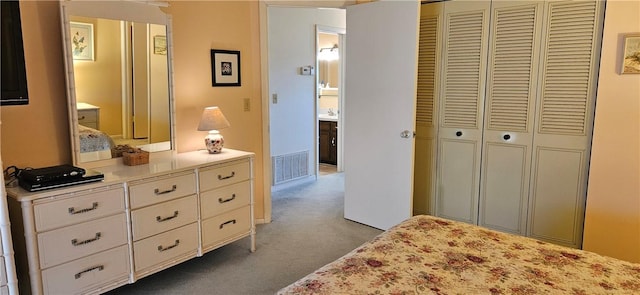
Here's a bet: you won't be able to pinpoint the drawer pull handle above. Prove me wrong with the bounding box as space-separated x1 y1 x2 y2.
75 265 104 279
79 116 86 120
156 211 179 222
72 232 102 246
220 219 237 229
154 185 177 195
218 194 236 204
68 202 99 215
218 171 235 180
157 239 180 252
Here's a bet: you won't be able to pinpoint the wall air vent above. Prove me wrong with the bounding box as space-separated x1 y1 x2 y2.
272 151 309 185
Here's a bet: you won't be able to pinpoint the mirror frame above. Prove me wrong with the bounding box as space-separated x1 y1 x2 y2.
59 0 176 168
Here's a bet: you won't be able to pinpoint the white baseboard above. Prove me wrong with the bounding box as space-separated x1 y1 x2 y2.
270 175 316 193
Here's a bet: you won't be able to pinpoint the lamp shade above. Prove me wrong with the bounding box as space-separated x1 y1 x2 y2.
197 106 230 131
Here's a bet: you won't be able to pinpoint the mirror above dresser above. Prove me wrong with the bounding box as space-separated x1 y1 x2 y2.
60 0 175 167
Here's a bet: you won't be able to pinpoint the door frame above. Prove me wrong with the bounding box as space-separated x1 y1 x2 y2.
315 25 346 173
258 2 346 224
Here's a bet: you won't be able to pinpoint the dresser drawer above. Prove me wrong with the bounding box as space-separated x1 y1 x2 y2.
133 223 198 272
129 173 196 209
199 160 250 192
202 206 251 248
201 181 250 219
38 213 128 269
34 187 125 232
131 195 198 241
78 109 98 123
41 245 130 295
0 286 6 295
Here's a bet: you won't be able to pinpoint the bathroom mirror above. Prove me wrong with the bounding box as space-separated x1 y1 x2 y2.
318 32 339 90
60 1 175 166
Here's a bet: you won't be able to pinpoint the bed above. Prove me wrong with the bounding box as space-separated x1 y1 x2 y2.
78 124 114 162
278 215 640 294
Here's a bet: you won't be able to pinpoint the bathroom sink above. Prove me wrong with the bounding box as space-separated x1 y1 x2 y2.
318 114 338 121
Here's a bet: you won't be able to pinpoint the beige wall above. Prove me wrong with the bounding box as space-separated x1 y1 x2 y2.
166 1 265 219
582 0 640 263
1 1 70 168
72 16 123 136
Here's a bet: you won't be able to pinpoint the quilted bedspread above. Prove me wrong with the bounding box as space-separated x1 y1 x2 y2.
78 124 114 153
278 215 640 295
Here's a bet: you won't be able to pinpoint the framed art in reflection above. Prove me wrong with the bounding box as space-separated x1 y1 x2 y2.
70 22 94 61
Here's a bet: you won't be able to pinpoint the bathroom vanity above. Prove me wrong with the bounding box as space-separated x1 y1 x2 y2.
319 119 338 165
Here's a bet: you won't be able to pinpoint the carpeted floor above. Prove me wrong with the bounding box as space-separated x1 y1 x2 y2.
107 172 382 295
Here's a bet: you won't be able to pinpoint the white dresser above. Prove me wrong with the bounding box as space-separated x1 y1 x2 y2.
0 162 18 295
6 149 255 294
76 103 100 130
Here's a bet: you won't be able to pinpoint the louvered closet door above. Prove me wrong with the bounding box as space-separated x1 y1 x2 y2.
413 2 442 215
478 1 543 235
435 0 490 224
527 0 604 248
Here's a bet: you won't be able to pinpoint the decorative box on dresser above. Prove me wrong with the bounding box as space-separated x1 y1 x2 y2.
6 149 255 294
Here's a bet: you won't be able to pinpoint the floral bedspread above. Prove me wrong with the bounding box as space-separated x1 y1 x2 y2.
78 125 114 153
278 215 640 295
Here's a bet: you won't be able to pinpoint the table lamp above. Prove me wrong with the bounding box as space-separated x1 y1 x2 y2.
197 106 230 153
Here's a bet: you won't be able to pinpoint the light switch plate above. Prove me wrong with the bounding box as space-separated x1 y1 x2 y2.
243 98 250 111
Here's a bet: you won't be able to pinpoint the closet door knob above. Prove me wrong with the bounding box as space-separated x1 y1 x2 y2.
455 131 463 137
503 134 511 141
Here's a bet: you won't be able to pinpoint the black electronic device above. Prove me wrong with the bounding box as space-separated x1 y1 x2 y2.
19 169 104 192
18 164 86 184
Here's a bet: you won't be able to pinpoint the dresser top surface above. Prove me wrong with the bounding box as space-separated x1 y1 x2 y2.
6 149 254 201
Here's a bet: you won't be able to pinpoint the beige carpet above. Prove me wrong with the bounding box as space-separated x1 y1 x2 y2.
106 172 382 295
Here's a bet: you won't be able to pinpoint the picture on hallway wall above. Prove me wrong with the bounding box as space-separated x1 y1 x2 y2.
211 49 241 86
621 34 640 74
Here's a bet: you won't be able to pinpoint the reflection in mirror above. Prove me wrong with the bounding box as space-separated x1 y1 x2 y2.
60 1 174 166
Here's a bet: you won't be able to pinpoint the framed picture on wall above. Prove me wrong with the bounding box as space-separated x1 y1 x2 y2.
70 22 94 61
211 49 241 86
154 35 167 55
621 33 640 74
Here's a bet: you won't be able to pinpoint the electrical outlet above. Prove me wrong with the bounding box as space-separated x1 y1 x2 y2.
243 98 250 111
272 93 278 104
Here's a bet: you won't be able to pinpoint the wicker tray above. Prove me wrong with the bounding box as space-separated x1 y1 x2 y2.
111 144 132 158
122 150 149 166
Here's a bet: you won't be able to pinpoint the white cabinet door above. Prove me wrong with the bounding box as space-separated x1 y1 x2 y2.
132 22 150 139
344 1 419 230
528 0 604 248
435 0 490 224
413 2 443 216
478 1 543 235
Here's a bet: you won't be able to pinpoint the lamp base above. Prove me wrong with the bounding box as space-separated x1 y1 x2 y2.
204 130 224 154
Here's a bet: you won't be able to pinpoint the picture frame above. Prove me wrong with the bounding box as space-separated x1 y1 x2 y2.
70 22 94 61
211 49 241 86
621 33 640 74
154 35 167 55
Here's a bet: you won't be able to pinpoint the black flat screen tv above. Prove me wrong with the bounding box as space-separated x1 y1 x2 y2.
1 0 29 106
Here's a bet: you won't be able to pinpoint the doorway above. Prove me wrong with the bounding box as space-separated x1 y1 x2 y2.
316 27 345 176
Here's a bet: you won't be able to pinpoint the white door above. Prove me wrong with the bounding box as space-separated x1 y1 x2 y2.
435 1 490 224
413 2 443 216
344 1 419 230
132 22 149 139
527 0 604 248
478 1 543 235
